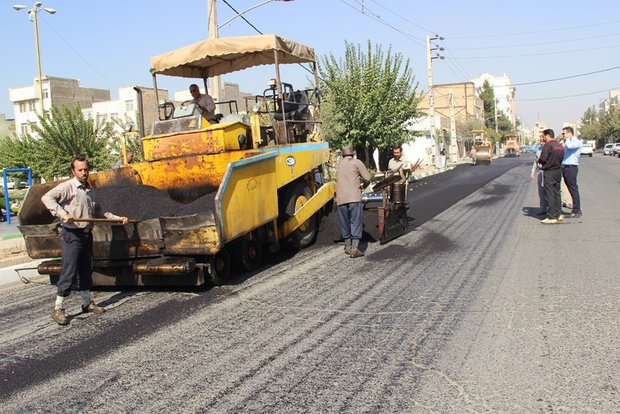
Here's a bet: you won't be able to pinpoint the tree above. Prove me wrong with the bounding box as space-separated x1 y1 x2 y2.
319 41 421 167
579 106 601 144
0 104 117 181
477 80 514 140
600 107 620 142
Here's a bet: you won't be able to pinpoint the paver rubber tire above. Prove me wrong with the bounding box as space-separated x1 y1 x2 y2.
206 248 231 286
231 235 263 272
281 181 318 251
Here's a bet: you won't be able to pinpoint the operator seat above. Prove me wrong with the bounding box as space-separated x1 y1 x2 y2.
274 83 309 121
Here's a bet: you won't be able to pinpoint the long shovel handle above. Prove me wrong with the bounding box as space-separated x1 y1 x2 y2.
72 218 139 224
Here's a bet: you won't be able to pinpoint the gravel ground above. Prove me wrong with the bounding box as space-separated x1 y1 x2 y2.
0 156 617 413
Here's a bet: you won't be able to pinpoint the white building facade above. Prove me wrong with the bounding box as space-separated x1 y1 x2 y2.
8 76 110 136
471 73 517 127
86 86 168 136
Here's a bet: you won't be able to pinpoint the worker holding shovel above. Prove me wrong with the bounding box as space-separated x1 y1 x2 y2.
42 156 128 326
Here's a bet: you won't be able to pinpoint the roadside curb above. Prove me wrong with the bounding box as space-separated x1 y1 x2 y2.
0 254 32 269
0 233 22 241
411 164 456 181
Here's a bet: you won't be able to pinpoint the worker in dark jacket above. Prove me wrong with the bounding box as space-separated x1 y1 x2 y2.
538 129 565 224
336 146 371 258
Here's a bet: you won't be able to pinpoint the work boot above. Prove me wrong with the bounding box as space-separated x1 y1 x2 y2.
566 211 582 218
350 248 365 258
52 308 69 325
82 302 106 314
344 246 352 255
557 215 564 222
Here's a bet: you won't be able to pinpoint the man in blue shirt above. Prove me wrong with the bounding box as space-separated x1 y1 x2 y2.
561 127 582 218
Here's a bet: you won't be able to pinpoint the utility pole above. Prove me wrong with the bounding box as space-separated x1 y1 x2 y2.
494 98 499 133
449 89 458 162
207 0 220 103
426 34 444 158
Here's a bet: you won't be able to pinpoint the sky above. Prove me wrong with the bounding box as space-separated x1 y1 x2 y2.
1 0 619 131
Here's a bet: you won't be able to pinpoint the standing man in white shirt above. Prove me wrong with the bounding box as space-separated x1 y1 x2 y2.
561 127 582 218
42 156 128 325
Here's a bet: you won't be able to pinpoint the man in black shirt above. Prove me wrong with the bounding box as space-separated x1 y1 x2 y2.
538 129 565 224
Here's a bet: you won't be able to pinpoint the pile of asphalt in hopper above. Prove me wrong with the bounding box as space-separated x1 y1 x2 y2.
90 185 217 221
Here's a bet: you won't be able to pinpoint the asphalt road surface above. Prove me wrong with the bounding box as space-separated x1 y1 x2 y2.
1 155 617 413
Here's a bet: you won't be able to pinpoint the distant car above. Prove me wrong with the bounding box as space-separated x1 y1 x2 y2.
603 143 614 155
18 182 29 189
5 182 15 189
614 143 620 157
581 143 594 157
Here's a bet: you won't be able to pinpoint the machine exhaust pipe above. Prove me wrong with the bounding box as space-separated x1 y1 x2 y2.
133 259 196 275
362 193 384 203
38 260 62 276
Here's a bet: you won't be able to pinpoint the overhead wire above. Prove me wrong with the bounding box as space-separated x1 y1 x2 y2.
449 19 620 39
336 0 425 47
512 66 620 86
516 87 619 101
451 43 620 59
451 31 620 50
39 16 120 89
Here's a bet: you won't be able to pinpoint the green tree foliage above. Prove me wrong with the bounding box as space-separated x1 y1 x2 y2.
0 104 117 181
600 107 620 142
579 106 602 143
579 105 620 146
477 80 514 140
319 41 421 164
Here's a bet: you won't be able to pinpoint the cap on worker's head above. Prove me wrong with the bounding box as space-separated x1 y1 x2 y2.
342 146 355 157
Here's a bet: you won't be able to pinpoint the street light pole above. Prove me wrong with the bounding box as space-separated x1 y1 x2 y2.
13 2 56 116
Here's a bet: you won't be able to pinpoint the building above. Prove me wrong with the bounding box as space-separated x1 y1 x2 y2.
86 86 169 136
418 82 485 129
8 76 110 136
470 73 517 126
0 113 16 138
600 88 620 114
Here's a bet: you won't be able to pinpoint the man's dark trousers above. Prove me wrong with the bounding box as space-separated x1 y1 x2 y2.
57 227 93 296
562 165 580 213
338 202 363 242
543 168 562 219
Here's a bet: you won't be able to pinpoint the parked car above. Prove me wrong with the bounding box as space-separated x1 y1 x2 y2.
603 143 615 156
614 143 620 157
581 143 594 157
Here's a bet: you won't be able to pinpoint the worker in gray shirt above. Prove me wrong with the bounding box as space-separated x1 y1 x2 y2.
336 146 371 258
42 156 128 326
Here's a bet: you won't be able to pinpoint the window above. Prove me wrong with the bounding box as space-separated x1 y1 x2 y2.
125 100 134 111
28 100 36 111
20 123 29 134
43 89 49 98
19 102 27 113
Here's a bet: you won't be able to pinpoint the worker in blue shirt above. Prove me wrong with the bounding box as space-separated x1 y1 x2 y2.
561 127 582 218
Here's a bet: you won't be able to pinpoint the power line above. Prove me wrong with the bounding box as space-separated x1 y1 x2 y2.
512 65 620 86
367 0 434 34
40 16 119 89
451 32 620 50
221 0 264 34
449 19 620 39
451 43 620 59
336 0 425 47
516 87 618 102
